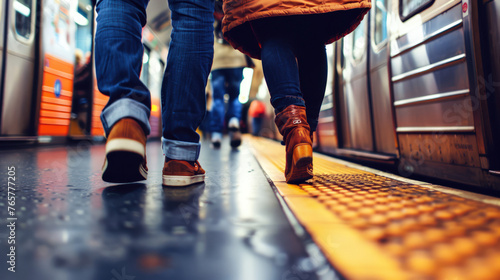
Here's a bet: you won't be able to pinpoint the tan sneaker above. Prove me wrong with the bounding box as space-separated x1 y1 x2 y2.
162 160 205 186
102 118 148 183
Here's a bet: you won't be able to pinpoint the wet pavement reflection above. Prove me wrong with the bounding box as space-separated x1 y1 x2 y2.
0 138 320 280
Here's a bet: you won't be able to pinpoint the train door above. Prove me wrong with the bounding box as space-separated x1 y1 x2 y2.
316 44 339 154
368 0 397 156
338 17 375 152
389 0 485 185
479 0 500 175
0 0 38 137
68 0 94 138
37 0 77 137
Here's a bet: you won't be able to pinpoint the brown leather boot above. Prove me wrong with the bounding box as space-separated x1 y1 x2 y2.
275 105 313 183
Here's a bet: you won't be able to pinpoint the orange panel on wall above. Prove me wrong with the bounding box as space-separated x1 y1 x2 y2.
38 54 74 136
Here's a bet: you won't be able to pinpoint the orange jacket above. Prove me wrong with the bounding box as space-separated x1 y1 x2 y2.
222 0 371 59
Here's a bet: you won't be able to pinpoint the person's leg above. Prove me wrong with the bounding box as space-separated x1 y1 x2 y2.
95 0 151 135
95 0 151 183
161 0 214 161
292 14 330 133
225 67 244 123
224 67 244 147
254 19 312 183
296 43 327 133
209 69 225 147
161 0 214 186
260 36 305 114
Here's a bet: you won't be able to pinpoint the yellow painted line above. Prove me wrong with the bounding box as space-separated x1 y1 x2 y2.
248 136 500 280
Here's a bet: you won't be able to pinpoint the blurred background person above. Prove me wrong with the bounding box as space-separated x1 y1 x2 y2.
198 79 213 140
208 8 248 148
248 99 266 136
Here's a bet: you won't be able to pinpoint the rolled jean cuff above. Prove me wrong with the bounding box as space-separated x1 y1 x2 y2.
162 138 201 161
101 98 151 136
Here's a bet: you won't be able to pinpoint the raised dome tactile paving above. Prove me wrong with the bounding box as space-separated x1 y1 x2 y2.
248 136 500 280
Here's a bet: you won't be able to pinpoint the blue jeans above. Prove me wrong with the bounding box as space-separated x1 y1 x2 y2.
209 68 244 133
253 16 328 132
252 117 263 136
95 0 214 161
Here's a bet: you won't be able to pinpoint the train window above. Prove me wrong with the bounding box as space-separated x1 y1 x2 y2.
14 0 33 39
400 0 435 21
352 19 366 61
373 0 388 45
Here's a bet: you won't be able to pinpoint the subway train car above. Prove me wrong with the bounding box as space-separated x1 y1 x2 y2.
312 0 500 188
0 0 165 142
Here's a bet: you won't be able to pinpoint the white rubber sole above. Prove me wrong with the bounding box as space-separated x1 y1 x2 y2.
105 138 145 156
102 138 147 183
162 174 205 187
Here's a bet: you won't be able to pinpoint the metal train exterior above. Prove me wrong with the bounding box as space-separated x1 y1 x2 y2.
306 0 500 188
0 0 166 143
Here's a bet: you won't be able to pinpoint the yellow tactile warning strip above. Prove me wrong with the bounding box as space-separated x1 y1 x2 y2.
248 136 500 280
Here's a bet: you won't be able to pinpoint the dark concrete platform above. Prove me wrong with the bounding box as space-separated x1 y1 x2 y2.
0 137 323 280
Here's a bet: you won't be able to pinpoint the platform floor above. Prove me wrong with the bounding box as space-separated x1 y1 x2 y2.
250 137 500 280
2 135 500 280
0 137 326 280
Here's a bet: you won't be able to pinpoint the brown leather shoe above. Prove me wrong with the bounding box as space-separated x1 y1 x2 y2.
275 105 313 183
162 160 205 186
102 118 148 183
